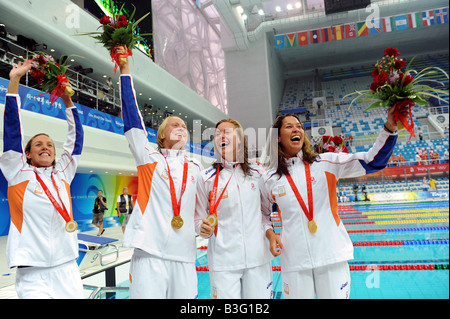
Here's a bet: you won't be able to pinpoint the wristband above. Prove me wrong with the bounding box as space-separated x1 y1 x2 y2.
384 124 396 134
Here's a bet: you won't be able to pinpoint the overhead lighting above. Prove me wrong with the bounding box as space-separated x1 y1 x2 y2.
296 2 302 9
242 14 247 20
103 75 107 78
70 59 75 62
50 49 55 52
139 92 143 96
275 6 281 12
258 9 264 15
287 4 293 10
237 6 244 14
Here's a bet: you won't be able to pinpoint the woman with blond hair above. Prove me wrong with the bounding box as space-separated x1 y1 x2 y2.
260 111 403 299
116 49 202 298
0 60 84 298
195 118 273 299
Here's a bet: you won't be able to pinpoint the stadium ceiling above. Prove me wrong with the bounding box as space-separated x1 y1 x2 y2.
210 0 449 76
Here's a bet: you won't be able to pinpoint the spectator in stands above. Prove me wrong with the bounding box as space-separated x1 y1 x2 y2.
338 187 348 203
102 76 114 100
444 148 449 163
0 24 11 60
397 153 406 166
428 177 437 191
389 154 398 167
421 149 428 164
431 149 440 164
415 152 422 165
260 107 401 299
417 127 423 141
422 177 429 191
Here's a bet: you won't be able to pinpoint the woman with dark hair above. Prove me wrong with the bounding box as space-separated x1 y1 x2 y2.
260 109 402 299
0 60 84 298
195 118 272 299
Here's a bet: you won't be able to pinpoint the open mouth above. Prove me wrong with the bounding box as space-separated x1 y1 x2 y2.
290 136 301 142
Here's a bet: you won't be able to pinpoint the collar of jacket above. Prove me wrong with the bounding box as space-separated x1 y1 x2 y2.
219 157 239 170
160 148 186 158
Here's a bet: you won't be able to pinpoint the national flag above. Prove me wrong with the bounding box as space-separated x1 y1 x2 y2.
275 34 285 49
345 23 357 38
357 21 369 36
321 27 333 42
435 8 448 24
286 33 297 47
310 29 321 44
395 14 408 30
422 10 434 26
367 18 383 34
333 25 344 40
298 31 308 46
408 12 422 28
382 17 394 32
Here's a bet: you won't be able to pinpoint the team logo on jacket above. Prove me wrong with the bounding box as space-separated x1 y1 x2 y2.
283 282 289 295
250 182 256 190
34 184 43 195
278 186 286 197
161 169 169 180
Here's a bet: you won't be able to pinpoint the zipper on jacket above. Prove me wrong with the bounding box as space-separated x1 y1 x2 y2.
236 177 248 268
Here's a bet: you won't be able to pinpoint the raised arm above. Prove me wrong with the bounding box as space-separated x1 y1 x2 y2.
0 61 32 181
55 82 84 183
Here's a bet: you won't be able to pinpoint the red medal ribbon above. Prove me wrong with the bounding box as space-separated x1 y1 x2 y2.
209 164 238 236
285 161 314 223
36 74 69 106
110 44 133 76
163 156 188 220
35 172 72 224
393 106 415 141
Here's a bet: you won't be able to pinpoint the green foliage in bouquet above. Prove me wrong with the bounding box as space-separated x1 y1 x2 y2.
77 3 151 51
343 48 449 111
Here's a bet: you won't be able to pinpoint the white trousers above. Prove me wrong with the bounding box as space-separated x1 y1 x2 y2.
15 260 84 299
209 262 273 299
128 249 198 299
282 261 351 299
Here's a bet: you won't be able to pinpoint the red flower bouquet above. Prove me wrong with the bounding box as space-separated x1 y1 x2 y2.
30 52 74 105
315 135 349 154
344 48 448 140
77 4 150 75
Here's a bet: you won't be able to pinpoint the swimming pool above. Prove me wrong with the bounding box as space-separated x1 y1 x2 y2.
195 200 449 299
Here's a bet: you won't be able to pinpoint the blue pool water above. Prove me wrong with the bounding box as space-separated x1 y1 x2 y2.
195 200 449 299
115 200 448 299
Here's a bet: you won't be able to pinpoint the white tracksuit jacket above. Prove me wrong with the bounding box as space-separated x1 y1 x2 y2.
0 94 84 268
120 75 202 263
260 128 397 272
195 160 272 271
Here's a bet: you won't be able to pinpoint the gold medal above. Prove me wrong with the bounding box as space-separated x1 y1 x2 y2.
171 216 184 229
65 220 78 233
308 219 317 234
206 214 217 227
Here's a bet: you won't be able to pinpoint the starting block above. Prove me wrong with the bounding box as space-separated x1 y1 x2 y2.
77 234 119 270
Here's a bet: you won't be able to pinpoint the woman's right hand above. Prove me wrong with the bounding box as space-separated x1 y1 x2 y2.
9 59 32 80
200 218 214 238
115 45 130 75
266 229 283 257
